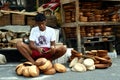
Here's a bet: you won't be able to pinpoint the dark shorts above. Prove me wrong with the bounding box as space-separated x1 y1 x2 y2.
31 47 52 60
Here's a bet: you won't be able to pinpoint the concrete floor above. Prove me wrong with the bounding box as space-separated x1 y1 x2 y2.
0 55 120 80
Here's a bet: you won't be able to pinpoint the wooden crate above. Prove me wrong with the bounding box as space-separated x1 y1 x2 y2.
12 14 25 25
0 14 10 26
26 16 36 26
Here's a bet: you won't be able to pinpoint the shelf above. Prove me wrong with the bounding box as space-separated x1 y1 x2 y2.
60 0 75 4
78 22 120 26
60 0 120 52
62 22 120 27
0 48 17 51
60 0 120 4
0 10 37 16
84 40 114 44
102 0 120 1
83 35 115 43
61 22 77 27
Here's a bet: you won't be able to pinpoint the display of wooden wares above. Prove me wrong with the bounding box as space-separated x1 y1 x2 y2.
0 43 4 48
103 32 112 36
0 32 6 42
103 27 112 36
94 27 102 36
95 15 102 21
80 27 86 37
15 62 40 77
80 16 88 22
111 13 119 22
103 27 112 32
15 58 67 77
69 57 95 72
97 50 108 57
68 49 112 69
85 27 94 37
36 58 54 74
0 30 29 48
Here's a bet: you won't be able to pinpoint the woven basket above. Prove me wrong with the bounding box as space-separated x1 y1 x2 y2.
12 14 25 25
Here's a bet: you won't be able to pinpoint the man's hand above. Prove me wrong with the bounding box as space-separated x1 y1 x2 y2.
36 47 45 54
44 46 55 54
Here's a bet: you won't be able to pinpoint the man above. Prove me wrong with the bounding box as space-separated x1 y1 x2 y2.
16 13 67 66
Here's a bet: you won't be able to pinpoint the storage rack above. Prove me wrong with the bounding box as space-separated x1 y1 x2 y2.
60 0 120 52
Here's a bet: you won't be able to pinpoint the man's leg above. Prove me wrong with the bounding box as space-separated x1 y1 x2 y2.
50 45 67 60
16 41 35 64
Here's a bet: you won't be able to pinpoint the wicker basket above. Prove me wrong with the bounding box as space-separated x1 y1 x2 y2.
26 16 36 26
0 14 10 26
12 14 25 25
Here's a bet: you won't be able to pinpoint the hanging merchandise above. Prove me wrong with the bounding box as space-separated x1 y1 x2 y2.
6 0 25 11
0 1 2 7
37 0 60 15
8 0 18 10
16 0 25 11
0 0 10 10
43 0 60 10
25 0 36 12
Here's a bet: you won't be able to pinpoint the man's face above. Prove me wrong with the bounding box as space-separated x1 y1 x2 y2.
36 21 46 31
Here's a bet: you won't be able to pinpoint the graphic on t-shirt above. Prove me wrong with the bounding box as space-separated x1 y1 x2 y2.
38 35 47 45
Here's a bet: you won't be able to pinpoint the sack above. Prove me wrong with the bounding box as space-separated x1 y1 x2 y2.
0 54 7 64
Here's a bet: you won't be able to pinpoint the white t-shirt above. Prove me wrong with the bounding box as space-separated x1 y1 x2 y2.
29 26 56 48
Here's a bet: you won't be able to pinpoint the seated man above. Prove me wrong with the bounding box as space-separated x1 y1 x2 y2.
16 13 66 66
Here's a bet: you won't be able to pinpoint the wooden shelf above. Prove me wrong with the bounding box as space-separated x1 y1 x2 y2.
78 22 120 26
61 22 77 27
0 10 37 16
60 0 120 4
60 0 75 4
103 0 120 1
83 35 115 43
60 0 120 52
62 22 120 27
0 48 17 50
